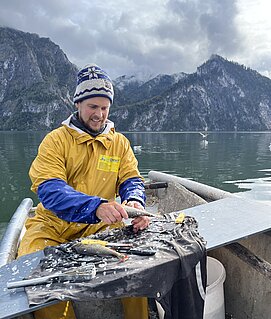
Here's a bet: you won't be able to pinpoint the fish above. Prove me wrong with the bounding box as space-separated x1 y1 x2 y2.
81 239 133 249
122 205 162 218
72 243 128 262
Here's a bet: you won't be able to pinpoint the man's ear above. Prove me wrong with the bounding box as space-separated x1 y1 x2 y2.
75 102 79 110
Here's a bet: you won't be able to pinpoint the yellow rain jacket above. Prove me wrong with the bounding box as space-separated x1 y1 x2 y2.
18 117 148 319
19 117 144 253
31 119 142 203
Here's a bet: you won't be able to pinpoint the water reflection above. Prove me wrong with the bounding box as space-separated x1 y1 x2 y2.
1 131 271 224
124 131 271 195
0 131 47 222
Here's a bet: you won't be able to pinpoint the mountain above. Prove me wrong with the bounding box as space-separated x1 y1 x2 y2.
1 27 271 131
110 55 271 131
0 27 77 130
113 72 187 106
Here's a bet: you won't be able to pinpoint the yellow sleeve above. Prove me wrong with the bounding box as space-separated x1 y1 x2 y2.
29 130 67 193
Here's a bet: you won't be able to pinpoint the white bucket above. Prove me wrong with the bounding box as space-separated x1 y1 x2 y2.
204 256 226 319
156 257 226 319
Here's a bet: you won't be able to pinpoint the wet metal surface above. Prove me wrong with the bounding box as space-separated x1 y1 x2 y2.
184 197 271 250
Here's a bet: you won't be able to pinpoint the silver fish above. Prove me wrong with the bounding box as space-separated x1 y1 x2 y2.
123 205 162 218
73 243 128 262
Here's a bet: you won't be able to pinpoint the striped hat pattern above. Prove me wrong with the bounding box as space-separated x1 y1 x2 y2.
73 64 114 103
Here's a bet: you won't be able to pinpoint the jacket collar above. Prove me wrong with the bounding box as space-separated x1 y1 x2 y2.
62 115 115 149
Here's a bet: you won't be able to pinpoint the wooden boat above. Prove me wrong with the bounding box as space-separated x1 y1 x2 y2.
0 170 270 319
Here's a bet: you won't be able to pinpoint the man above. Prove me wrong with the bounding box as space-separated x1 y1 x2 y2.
18 64 149 319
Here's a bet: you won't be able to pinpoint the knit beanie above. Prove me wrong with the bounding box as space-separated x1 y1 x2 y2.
73 64 114 104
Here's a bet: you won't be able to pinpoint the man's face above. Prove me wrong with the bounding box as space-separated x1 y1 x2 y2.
76 97 110 132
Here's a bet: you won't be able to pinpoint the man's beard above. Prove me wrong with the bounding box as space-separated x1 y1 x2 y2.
70 112 106 137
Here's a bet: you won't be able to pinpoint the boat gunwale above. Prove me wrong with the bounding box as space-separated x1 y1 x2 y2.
0 198 33 267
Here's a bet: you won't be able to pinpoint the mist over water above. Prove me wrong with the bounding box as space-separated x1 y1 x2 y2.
1 131 271 228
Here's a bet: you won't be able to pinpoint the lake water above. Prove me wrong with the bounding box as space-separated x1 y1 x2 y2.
1 131 271 238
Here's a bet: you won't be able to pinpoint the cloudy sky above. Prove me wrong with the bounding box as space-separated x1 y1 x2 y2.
1 0 271 79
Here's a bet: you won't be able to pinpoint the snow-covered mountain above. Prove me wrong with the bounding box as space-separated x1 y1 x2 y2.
0 27 77 130
113 72 187 106
111 55 271 131
1 27 271 131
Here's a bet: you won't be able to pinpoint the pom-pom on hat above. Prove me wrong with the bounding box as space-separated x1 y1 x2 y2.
73 64 114 104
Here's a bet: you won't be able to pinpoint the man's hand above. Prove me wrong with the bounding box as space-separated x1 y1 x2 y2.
96 201 128 224
125 201 150 232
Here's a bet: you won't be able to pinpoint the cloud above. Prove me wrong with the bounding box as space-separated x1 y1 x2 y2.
161 0 243 55
0 0 270 78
